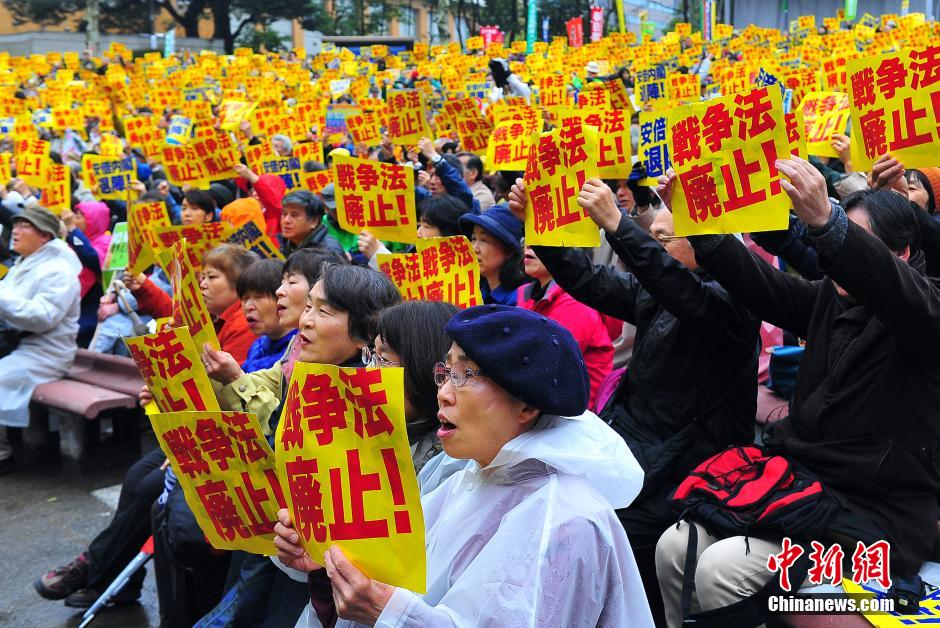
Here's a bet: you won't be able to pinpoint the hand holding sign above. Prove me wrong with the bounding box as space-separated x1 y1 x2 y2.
656 169 678 212
274 508 323 573
867 154 907 197
324 546 395 624
577 178 622 233
203 343 245 386
507 177 526 222
775 157 832 229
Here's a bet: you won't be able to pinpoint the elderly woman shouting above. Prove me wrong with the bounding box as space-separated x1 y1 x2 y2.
274 305 653 627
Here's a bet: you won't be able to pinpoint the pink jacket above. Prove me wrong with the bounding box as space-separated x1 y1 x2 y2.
517 281 614 408
75 201 111 264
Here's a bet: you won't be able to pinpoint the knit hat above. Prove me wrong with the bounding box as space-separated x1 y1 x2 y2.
444 305 590 416
12 206 60 238
458 204 523 253
221 198 265 232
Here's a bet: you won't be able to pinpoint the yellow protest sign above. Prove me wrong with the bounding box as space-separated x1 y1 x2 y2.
415 236 483 308
14 138 49 187
797 91 851 157
219 100 258 132
169 238 221 352
667 73 702 102
524 118 601 247
274 363 425 592
128 200 170 275
346 112 381 145
124 115 164 157
98 133 124 157
332 154 417 243
669 86 790 236
847 46 940 171
81 154 133 199
557 108 632 178
785 110 808 159
158 144 210 187
0 152 10 184
538 74 570 108
485 118 539 171
441 98 492 153
385 89 431 145
125 327 221 412
40 162 70 214
152 410 286 554
636 65 668 103
187 127 239 183
301 169 333 194
152 223 235 273
577 86 611 109
227 221 284 260
376 253 425 301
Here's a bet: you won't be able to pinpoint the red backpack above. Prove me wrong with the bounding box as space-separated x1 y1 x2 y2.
669 444 840 538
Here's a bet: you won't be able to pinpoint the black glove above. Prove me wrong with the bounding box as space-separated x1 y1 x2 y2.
626 161 653 208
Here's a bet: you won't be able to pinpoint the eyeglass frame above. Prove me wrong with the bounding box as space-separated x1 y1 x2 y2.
361 345 400 368
653 232 683 243
434 361 484 388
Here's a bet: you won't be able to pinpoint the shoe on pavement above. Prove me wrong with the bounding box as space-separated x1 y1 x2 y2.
64 586 140 609
34 553 90 600
0 456 15 476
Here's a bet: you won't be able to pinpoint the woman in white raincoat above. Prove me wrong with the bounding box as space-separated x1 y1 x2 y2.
0 206 81 469
274 304 653 627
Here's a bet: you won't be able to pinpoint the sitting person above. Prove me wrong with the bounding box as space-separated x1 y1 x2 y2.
128 243 258 364
239 258 298 372
507 177 760 625
35 245 258 609
655 158 940 626
459 204 527 305
0 206 80 475
273 305 653 627
518 245 613 407
216 299 459 627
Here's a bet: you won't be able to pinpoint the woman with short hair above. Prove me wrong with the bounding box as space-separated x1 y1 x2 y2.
459 205 527 305
274 305 653 627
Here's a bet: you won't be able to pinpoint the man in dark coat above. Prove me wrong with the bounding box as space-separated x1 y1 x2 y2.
656 157 940 624
509 178 760 625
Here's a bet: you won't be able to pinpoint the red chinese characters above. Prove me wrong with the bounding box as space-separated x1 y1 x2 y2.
523 118 599 245
670 86 789 235
847 46 940 170
332 155 416 242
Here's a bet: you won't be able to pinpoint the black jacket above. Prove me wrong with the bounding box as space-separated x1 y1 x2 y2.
534 214 760 489
692 204 940 577
278 223 346 259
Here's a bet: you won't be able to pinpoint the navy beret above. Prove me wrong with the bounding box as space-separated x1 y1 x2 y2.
444 305 590 416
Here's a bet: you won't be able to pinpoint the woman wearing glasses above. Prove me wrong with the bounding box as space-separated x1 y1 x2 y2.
274 305 653 627
365 300 460 473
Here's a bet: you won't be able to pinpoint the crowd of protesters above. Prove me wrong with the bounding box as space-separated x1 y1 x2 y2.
0 21 936 628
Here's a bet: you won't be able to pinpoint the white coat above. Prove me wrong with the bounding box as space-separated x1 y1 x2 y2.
283 410 654 628
0 238 81 427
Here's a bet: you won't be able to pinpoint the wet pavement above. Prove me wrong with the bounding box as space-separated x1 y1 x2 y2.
0 431 160 628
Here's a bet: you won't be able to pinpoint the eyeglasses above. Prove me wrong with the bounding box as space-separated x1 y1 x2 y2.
434 362 483 387
361 346 399 368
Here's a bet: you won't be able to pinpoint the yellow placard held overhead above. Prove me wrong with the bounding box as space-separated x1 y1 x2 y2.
669 86 790 236
331 154 417 243
274 363 425 593
847 46 940 171
524 118 601 247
